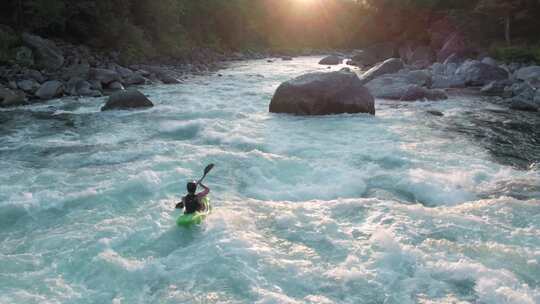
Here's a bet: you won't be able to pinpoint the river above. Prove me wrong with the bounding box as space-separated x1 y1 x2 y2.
1 57 539 303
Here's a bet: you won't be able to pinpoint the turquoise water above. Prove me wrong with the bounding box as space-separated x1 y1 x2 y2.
1 57 539 303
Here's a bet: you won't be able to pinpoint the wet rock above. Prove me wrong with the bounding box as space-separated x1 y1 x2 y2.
365 70 433 99
16 79 40 93
21 33 64 70
269 70 375 115
24 69 46 83
90 68 121 85
281 56 293 61
427 110 444 116
481 80 512 96
514 66 540 82
64 63 90 80
0 86 26 107
114 65 134 79
35 80 64 100
455 60 508 86
481 57 498 66
107 81 125 91
66 78 101 97
509 95 540 112
319 55 343 65
124 73 146 85
361 58 404 84
101 89 154 111
399 85 447 101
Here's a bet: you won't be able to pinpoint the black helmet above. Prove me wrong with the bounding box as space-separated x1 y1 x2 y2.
187 181 197 194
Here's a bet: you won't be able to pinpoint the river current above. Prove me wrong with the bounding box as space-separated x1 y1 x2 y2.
0 57 539 303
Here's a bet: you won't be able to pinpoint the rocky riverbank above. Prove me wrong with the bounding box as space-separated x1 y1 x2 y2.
0 27 311 108
315 38 540 113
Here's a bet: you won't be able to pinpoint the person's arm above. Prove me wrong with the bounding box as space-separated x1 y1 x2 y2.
197 183 210 199
175 197 185 209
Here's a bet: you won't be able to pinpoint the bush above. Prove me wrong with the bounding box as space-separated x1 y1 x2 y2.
492 46 540 63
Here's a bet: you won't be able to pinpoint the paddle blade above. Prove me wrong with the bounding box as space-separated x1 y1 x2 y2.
203 164 214 175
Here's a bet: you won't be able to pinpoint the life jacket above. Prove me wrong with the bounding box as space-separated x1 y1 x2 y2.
183 193 200 214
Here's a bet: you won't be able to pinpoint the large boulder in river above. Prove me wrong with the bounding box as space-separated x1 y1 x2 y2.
269 70 375 115
101 89 154 111
319 55 343 65
360 58 404 84
35 80 64 100
21 33 64 70
455 60 508 86
0 86 26 107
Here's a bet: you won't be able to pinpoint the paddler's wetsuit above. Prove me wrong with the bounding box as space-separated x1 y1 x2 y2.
175 182 210 214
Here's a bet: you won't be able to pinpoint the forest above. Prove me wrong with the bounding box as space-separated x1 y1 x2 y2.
1 0 540 62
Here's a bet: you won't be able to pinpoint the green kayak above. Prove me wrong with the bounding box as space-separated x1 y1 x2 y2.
176 197 211 227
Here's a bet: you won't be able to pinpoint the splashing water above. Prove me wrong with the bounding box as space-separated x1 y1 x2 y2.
1 57 539 303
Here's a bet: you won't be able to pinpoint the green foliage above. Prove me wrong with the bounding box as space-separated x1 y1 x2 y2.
492 46 540 63
0 27 20 64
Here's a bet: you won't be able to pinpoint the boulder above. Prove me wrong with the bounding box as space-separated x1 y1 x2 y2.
431 75 466 89
269 70 375 115
114 65 134 79
437 33 466 63
0 86 26 107
107 81 125 91
443 53 466 66
481 57 498 66
480 80 512 96
365 70 439 100
16 79 40 93
455 60 508 86
21 33 64 70
66 78 101 97
514 66 540 82
24 69 46 83
35 80 64 100
399 86 447 101
14 46 34 66
64 63 90 80
361 58 404 83
503 82 534 99
124 73 146 85
350 50 378 66
319 55 343 65
90 68 121 85
101 89 154 111
509 95 540 112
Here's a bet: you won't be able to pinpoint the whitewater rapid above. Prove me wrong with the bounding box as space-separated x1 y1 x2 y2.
0 57 539 303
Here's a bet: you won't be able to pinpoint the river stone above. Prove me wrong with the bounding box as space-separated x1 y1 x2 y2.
510 95 540 112
361 58 404 84
455 60 508 86
514 66 540 82
125 73 146 85
66 78 101 97
481 57 498 67
35 80 64 100
319 55 343 65
481 80 512 96
101 89 154 111
0 86 26 107
90 68 121 85
24 69 46 83
64 63 90 80
16 79 40 93
269 70 375 115
21 33 64 70
108 81 125 91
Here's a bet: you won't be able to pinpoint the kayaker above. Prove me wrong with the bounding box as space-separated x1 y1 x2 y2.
175 181 210 214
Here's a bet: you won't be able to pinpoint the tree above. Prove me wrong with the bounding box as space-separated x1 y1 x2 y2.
475 0 532 46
